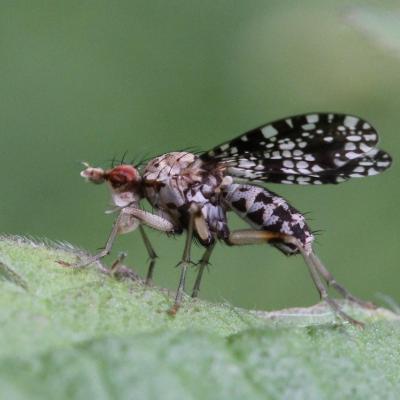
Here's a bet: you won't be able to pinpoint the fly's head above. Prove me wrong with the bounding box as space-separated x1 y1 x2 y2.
81 162 143 207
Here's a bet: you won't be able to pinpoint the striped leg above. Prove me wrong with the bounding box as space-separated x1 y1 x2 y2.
227 229 363 327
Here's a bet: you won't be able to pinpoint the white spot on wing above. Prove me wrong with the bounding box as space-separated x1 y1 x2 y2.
366 148 378 157
353 167 365 173
261 125 278 138
302 123 316 131
344 116 359 129
279 141 295 150
312 165 324 172
334 159 347 167
364 134 377 142
360 143 372 153
282 168 296 174
368 168 379 176
297 176 311 184
344 142 356 151
307 114 319 123
296 161 309 169
283 160 294 168
271 151 281 158
238 160 256 168
304 154 315 161
345 151 360 160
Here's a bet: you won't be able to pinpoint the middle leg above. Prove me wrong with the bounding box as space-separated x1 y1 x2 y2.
191 241 216 298
167 204 199 315
138 225 158 285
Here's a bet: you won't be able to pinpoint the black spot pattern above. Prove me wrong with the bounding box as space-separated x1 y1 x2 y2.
223 183 314 254
246 208 266 225
232 198 247 213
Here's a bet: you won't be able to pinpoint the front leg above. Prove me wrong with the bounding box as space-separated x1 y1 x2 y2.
125 207 175 232
61 208 175 272
60 210 126 269
123 208 178 285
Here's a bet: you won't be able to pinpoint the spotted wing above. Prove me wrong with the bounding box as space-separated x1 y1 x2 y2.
200 113 392 184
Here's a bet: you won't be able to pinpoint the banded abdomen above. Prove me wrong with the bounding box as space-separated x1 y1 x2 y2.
223 183 314 254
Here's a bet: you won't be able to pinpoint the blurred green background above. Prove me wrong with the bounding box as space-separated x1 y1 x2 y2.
1 0 398 311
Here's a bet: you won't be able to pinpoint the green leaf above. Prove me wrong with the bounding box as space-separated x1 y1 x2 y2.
1 235 399 399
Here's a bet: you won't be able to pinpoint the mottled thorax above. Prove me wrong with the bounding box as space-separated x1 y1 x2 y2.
142 152 229 243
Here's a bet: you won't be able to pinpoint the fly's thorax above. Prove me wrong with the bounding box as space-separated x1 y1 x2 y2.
223 183 314 253
142 152 225 210
142 152 199 181
141 152 229 242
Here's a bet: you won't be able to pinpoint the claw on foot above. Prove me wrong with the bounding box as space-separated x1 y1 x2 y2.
167 304 180 316
56 260 72 267
324 299 364 329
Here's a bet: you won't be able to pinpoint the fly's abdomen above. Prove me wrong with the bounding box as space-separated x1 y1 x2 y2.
223 183 314 254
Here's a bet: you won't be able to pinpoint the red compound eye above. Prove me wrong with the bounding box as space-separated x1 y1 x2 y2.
106 165 140 188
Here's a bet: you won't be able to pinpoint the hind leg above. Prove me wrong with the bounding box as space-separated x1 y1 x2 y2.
302 249 363 327
309 252 375 309
227 229 364 327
